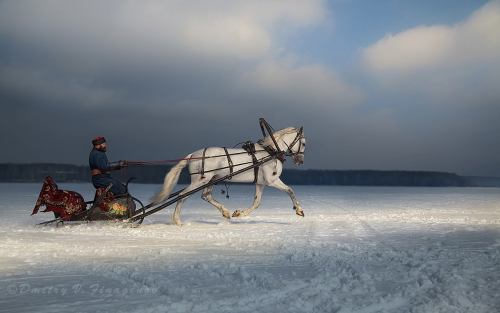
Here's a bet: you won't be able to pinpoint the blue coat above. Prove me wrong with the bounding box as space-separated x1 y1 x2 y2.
89 148 126 195
89 148 117 172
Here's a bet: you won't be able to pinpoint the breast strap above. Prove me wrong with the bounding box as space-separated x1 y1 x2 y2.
223 147 233 179
246 145 259 184
201 148 208 178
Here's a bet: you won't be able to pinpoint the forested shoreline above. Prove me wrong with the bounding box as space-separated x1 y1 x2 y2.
1 163 499 187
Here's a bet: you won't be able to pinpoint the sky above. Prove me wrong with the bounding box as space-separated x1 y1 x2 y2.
0 0 499 176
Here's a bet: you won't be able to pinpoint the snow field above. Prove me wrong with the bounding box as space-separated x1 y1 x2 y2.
0 184 499 312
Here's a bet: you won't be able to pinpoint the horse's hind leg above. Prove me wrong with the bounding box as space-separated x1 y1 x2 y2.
172 178 210 225
201 185 231 219
232 184 264 217
172 198 186 226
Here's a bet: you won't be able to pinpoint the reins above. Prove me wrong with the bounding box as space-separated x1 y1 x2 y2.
259 118 286 162
127 118 303 167
126 150 268 166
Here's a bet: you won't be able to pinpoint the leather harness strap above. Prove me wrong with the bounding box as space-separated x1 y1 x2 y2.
201 148 208 178
223 147 233 179
262 145 276 157
251 152 259 184
259 118 286 162
246 145 259 184
285 126 304 156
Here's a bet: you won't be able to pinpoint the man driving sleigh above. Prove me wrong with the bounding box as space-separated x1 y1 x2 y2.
89 136 128 196
31 136 132 222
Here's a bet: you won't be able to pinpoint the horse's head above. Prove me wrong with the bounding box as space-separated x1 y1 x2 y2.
287 127 305 165
265 127 306 165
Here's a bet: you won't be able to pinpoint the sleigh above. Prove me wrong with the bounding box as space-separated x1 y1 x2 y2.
34 119 306 226
33 176 145 226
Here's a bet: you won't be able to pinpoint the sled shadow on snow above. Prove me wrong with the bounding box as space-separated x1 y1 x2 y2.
136 220 290 226
192 220 291 226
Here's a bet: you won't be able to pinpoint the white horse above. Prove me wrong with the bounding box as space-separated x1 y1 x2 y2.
153 127 306 225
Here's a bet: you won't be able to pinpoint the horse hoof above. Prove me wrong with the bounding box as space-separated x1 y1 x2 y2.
222 212 231 219
232 210 242 218
296 210 305 217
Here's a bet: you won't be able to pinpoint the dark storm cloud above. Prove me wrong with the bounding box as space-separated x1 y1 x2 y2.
0 0 499 176
0 0 356 167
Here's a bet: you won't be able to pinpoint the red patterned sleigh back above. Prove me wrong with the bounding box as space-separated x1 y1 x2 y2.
88 187 132 219
31 176 86 220
93 187 116 211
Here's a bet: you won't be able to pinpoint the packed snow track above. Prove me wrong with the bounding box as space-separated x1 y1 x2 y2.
1 183 499 313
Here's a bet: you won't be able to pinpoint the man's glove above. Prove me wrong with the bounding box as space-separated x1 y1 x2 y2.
119 160 128 168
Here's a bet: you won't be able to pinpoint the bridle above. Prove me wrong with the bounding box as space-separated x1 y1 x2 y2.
258 118 304 160
283 126 304 157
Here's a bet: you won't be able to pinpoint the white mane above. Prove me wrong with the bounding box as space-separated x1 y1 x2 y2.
260 127 298 147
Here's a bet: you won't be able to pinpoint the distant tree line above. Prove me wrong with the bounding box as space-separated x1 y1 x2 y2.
282 169 467 186
0 163 499 187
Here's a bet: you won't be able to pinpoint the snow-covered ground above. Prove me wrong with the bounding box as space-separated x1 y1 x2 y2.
0 183 499 313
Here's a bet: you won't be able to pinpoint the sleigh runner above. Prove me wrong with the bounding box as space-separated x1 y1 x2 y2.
33 118 306 226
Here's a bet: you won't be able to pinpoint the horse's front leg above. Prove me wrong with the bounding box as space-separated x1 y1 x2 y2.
201 185 231 219
268 179 304 217
233 184 264 217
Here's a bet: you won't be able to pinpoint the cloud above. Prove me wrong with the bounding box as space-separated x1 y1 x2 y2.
0 65 121 108
241 58 362 108
2 1 497 176
354 1 500 176
0 0 360 114
362 1 500 73
359 0 500 110
0 0 365 170
0 0 325 61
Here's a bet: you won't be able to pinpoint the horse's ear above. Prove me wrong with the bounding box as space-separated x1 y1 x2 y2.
299 126 303 134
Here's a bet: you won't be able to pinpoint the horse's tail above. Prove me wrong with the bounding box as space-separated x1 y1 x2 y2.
152 154 192 204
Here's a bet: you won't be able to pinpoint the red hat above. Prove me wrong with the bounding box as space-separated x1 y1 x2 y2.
92 136 106 146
